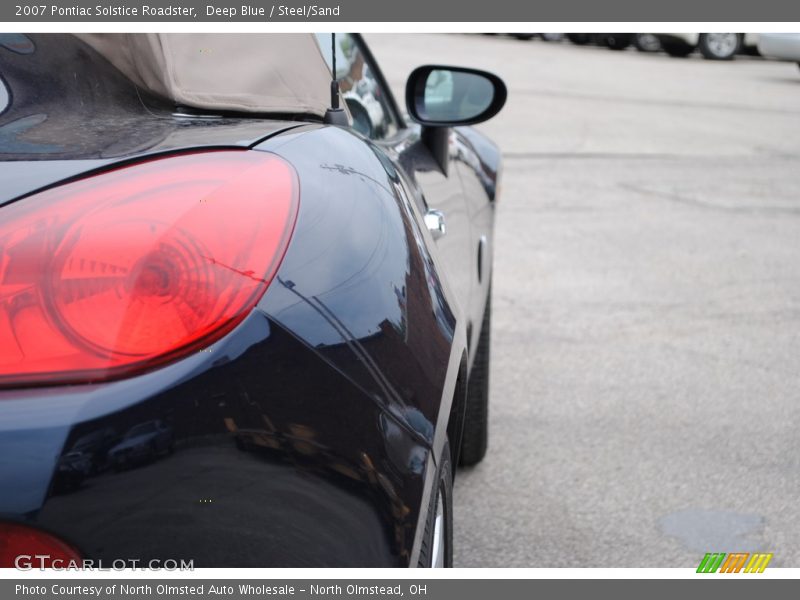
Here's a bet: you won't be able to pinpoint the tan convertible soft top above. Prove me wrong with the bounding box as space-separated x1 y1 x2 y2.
76 33 334 117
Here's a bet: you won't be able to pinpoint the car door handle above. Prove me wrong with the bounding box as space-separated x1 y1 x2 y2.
424 209 446 240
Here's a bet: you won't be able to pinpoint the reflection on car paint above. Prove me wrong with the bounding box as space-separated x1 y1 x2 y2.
0 114 62 153
0 33 501 567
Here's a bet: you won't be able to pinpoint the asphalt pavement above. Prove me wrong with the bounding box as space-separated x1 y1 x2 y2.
366 33 800 567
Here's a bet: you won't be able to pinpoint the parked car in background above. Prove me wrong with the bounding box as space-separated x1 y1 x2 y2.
656 33 759 60
758 33 800 73
0 32 506 568
562 33 659 52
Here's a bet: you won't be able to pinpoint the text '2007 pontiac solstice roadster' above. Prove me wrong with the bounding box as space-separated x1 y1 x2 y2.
0 33 505 568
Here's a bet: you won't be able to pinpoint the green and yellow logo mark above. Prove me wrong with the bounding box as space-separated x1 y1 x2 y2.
696 552 773 573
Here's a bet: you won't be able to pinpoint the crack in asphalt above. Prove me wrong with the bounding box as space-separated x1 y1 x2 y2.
619 182 800 215
512 87 800 116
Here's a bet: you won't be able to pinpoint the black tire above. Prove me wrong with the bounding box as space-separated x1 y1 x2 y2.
633 33 661 53
566 34 592 46
602 34 633 51
417 441 453 568
459 290 491 466
698 33 741 60
512 34 535 41
662 41 694 58
539 33 564 43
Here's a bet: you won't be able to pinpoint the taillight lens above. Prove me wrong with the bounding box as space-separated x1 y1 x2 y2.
0 151 298 387
0 522 82 568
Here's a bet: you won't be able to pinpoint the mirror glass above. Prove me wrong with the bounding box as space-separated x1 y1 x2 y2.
420 69 495 123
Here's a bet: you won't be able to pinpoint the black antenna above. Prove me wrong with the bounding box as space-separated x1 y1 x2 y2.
331 33 339 109
324 33 348 126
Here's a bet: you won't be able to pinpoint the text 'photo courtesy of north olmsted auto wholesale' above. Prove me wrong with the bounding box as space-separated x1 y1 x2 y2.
0 0 799 598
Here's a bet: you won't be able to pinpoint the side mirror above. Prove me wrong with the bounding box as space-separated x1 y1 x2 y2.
405 65 507 127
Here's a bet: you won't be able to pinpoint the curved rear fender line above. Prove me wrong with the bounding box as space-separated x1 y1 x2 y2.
255 124 469 567
254 125 462 425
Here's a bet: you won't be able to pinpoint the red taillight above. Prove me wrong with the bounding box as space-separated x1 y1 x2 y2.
0 522 82 568
0 151 298 387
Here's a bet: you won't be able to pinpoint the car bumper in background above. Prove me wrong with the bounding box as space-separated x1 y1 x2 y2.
758 33 800 61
